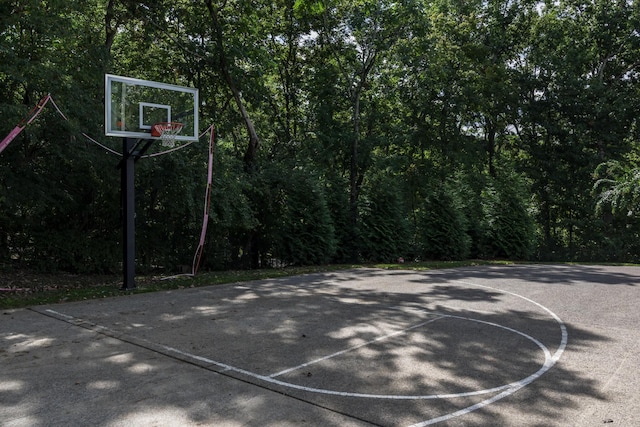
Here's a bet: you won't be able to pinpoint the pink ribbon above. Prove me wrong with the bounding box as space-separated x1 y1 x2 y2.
191 126 214 275
0 94 53 155
2 93 216 277
0 126 24 154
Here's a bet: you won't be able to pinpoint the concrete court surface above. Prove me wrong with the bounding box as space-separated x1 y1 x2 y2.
1 264 639 427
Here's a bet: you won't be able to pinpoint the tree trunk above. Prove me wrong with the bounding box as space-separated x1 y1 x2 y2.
486 120 496 177
104 0 118 57
205 0 260 169
349 87 361 247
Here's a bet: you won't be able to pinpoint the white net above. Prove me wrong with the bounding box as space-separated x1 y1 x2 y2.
153 122 183 148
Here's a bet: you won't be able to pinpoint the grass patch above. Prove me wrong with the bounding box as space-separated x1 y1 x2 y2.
1 260 512 310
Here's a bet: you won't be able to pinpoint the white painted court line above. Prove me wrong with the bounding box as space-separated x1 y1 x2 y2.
41 276 568 427
406 280 569 427
148 316 538 400
42 307 549 400
268 315 446 378
253 313 553 400
44 309 74 319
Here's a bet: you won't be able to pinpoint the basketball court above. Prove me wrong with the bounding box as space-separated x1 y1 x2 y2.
2 264 640 426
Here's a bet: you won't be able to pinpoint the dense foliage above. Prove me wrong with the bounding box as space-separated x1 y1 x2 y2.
2 0 640 273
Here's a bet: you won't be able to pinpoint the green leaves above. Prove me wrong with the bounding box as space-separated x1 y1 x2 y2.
293 0 326 17
3 0 640 274
594 160 640 216
415 186 471 261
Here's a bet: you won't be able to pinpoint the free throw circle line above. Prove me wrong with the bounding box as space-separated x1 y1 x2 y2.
269 315 446 378
407 279 569 426
41 275 568 426
454 279 568 363
249 313 552 400
155 312 552 400
44 301 555 401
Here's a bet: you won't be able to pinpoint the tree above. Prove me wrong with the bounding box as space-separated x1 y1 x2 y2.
594 160 640 217
415 185 471 261
299 0 408 260
4 0 640 273
512 0 640 259
1 0 121 271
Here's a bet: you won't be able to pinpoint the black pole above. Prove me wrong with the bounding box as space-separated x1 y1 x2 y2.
122 138 136 290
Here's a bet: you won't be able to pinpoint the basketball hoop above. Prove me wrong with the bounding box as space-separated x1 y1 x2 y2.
151 122 183 147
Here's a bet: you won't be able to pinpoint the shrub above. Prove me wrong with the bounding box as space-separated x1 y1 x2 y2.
415 187 470 260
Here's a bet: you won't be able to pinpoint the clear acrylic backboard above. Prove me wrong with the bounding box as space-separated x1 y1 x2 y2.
105 74 199 141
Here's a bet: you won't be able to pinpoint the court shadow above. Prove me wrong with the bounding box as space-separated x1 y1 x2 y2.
421 284 502 302
3 265 634 426
401 263 640 287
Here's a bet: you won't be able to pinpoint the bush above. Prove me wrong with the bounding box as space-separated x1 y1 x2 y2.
414 186 470 260
358 174 411 262
254 163 337 266
477 173 535 260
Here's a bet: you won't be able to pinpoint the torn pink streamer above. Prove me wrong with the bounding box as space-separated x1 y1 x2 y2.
0 94 52 155
0 126 24 154
192 126 214 275
2 93 215 277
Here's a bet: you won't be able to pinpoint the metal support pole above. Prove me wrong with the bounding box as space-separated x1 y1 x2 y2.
121 138 136 290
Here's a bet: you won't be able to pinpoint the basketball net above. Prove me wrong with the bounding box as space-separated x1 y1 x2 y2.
151 122 183 148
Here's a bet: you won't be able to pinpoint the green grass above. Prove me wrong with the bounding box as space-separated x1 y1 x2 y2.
0 260 512 310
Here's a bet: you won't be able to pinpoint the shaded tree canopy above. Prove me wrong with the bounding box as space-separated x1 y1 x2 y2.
2 0 640 272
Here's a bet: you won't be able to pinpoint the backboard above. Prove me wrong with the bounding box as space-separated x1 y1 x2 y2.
105 74 199 141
